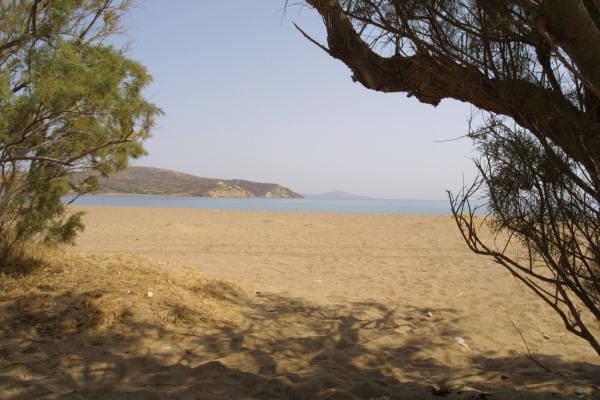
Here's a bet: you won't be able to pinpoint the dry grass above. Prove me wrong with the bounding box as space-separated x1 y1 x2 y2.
0 251 244 343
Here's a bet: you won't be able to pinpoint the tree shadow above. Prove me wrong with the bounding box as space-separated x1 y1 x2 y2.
1 290 599 399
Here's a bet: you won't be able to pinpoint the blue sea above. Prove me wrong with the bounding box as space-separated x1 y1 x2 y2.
69 195 481 215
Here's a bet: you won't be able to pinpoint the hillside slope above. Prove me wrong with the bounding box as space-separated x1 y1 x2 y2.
79 167 302 198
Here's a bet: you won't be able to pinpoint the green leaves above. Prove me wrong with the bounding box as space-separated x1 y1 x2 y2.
0 0 161 262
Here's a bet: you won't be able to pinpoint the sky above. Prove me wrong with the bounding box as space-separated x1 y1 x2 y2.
118 0 479 200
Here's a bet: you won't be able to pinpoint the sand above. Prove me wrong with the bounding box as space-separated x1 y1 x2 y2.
1 205 599 399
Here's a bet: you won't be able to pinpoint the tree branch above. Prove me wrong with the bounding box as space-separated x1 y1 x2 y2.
520 0 600 98
304 0 600 194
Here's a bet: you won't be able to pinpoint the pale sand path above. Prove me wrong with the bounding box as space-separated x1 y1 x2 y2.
66 205 600 399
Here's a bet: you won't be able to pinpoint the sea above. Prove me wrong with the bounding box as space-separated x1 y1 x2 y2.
69 195 486 216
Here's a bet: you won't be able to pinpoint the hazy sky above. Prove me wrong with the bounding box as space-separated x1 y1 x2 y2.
120 0 479 199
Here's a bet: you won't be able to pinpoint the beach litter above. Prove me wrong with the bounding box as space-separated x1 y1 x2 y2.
454 337 468 347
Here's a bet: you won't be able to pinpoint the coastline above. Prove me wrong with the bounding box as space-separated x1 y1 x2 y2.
69 195 460 215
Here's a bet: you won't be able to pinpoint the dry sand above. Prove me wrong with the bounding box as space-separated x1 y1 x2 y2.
1 205 599 399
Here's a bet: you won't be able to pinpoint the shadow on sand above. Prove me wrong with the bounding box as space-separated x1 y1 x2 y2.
1 289 599 400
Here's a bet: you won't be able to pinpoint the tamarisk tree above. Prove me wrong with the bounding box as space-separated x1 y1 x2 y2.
0 0 160 262
296 0 600 355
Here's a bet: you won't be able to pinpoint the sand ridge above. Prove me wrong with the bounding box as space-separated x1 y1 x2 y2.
1 205 598 399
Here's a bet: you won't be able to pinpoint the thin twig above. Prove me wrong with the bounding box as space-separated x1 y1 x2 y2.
506 311 551 372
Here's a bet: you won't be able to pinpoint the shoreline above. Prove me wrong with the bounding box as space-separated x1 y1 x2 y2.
68 197 459 216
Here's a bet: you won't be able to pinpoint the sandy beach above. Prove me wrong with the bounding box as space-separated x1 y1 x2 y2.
1 205 599 399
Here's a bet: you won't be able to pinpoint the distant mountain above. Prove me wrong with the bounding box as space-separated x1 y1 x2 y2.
74 167 302 198
302 191 372 200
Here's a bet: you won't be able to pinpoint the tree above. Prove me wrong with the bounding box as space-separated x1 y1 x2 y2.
295 0 600 355
0 0 161 263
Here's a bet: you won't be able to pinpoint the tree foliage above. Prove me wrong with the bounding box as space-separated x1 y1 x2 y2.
0 0 161 262
297 0 600 354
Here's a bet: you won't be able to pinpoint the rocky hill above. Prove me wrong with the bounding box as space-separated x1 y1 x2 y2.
77 167 302 198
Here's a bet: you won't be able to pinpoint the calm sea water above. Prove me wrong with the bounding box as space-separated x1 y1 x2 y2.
69 195 468 215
